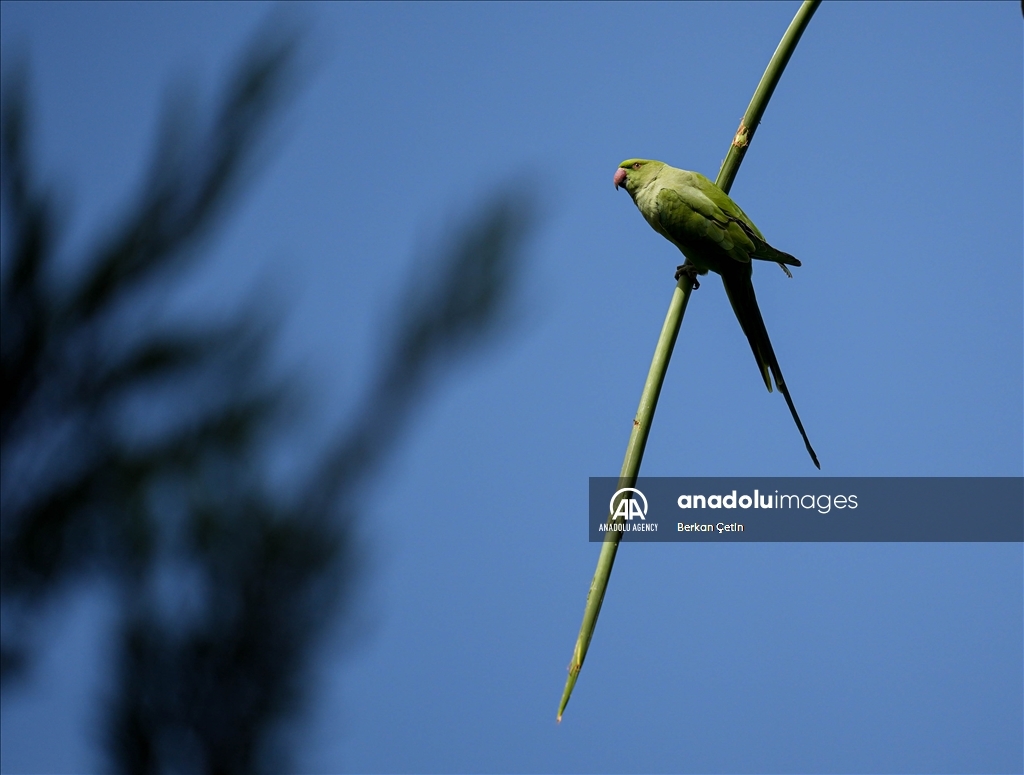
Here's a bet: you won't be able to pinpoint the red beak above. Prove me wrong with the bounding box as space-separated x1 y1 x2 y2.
613 168 627 190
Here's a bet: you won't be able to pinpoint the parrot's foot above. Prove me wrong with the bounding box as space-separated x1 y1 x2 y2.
675 263 700 289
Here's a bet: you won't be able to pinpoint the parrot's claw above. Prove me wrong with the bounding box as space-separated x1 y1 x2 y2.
675 263 700 289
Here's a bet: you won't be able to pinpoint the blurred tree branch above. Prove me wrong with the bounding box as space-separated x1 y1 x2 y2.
1 16 532 775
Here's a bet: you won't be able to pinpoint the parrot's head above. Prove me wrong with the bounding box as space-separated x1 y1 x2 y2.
613 159 663 198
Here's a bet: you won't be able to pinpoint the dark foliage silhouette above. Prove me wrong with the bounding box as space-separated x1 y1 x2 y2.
1 20 532 775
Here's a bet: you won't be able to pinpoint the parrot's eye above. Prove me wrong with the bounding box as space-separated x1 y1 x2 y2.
632 162 641 169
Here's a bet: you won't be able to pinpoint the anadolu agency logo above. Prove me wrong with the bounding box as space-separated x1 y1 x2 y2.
600 488 659 533
610 488 647 520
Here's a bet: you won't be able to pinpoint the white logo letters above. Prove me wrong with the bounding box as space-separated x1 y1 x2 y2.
609 488 648 521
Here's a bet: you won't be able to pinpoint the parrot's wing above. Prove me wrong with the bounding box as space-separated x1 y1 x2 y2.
743 225 802 269
655 186 758 264
684 176 803 269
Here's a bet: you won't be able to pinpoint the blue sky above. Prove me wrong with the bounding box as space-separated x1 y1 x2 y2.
1 2 1021 773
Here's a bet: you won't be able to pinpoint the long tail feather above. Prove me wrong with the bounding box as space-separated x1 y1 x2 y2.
721 272 820 469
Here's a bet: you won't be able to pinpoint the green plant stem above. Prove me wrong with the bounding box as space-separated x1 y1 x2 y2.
557 0 822 723
717 0 821 195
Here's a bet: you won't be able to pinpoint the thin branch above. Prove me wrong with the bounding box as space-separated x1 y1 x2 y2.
557 0 822 722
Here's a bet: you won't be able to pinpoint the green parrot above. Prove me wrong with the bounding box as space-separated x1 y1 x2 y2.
614 158 820 468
